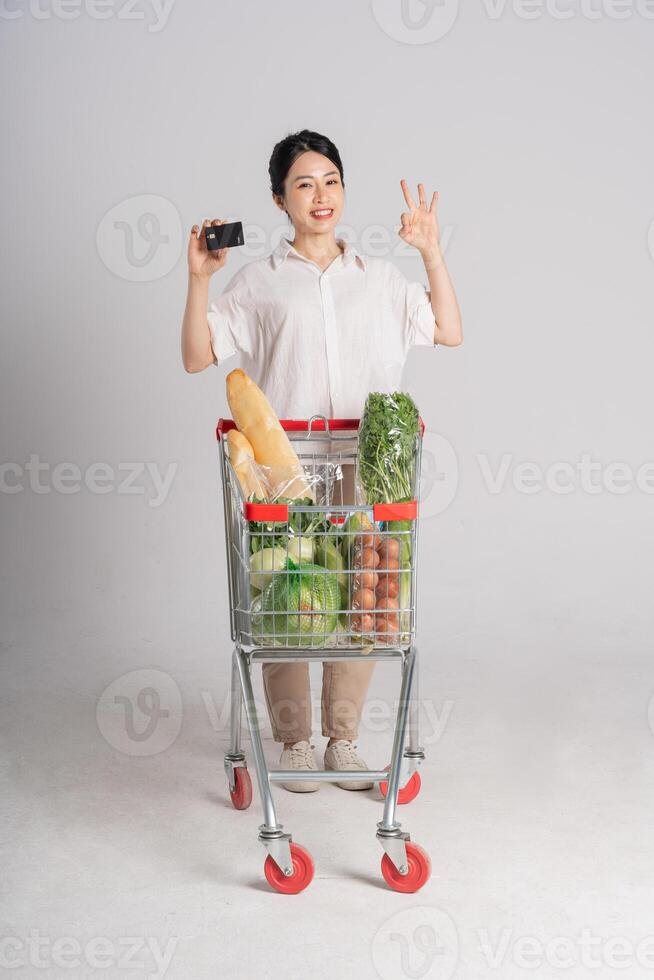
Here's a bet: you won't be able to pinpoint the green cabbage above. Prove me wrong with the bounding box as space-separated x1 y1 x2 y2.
260 558 341 647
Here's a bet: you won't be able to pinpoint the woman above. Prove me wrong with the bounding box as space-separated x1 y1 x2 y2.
181 129 463 793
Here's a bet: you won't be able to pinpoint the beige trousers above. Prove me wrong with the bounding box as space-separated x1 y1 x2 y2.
261 461 375 743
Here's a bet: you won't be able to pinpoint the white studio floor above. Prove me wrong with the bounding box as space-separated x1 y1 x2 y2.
3 617 654 980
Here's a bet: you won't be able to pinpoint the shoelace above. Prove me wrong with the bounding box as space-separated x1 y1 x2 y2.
287 742 317 768
328 740 365 767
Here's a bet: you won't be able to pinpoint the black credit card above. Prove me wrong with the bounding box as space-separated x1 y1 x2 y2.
205 220 244 250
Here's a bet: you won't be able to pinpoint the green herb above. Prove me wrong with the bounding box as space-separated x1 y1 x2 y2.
358 391 420 504
248 495 333 556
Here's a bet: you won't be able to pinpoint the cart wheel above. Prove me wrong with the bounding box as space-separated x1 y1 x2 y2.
264 843 314 894
379 765 421 804
229 767 253 810
381 842 431 893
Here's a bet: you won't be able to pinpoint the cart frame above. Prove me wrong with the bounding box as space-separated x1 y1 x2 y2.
216 415 430 892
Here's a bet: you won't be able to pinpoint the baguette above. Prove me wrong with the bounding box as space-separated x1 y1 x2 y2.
226 429 267 500
226 368 314 500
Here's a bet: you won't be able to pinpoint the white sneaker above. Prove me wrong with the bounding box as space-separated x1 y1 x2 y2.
279 740 321 792
324 739 374 790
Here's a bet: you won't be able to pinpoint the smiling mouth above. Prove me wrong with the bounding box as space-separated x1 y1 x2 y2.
310 209 334 219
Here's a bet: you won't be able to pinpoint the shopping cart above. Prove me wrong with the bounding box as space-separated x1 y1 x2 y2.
216 415 430 893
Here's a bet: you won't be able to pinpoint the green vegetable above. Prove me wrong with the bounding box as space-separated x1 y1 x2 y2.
385 519 413 636
249 547 288 590
260 558 341 647
248 495 331 556
287 536 314 564
358 392 420 505
340 510 375 566
314 537 348 607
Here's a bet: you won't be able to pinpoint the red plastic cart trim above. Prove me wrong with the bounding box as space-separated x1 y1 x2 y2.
373 501 418 521
244 502 289 522
216 416 426 440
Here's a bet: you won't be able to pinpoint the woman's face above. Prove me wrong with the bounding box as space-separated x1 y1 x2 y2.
276 150 344 234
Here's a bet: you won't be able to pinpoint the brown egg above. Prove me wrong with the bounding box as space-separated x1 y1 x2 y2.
361 547 381 569
354 570 379 591
352 588 375 612
375 594 399 612
373 615 390 640
377 554 400 573
352 613 374 633
378 537 401 560
356 530 379 551
351 588 363 610
359 588 376 610
374 614 400 644
376 577 400 599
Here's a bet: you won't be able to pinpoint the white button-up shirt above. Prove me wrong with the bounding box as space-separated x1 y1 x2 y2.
208 235 437 423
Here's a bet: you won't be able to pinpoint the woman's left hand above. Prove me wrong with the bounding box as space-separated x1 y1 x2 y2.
398 179 440 256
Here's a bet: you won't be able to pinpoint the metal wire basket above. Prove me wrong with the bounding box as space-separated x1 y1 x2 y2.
216 415 424 652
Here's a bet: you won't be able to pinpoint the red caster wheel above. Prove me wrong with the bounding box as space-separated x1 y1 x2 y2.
379 765 421 804
264 843 314 895
381 842 431 893
229 767 253 810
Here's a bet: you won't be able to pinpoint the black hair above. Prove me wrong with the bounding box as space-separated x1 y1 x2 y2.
268 129 345 216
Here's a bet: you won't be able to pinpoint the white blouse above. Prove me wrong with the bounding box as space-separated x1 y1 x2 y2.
208 235 437 423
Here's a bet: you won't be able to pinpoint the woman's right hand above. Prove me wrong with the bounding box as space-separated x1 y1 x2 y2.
187 218 230 279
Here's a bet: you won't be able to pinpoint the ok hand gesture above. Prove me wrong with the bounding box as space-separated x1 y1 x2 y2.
398 179 440 257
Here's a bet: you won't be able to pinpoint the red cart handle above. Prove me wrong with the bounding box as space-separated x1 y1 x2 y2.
216 416 426 440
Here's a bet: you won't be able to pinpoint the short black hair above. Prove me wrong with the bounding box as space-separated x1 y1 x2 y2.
268 129 345 203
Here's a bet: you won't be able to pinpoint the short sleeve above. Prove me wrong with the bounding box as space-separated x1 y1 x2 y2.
388 263 438 348
207 267 257 365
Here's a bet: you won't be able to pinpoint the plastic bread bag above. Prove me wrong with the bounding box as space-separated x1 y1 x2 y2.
253 461 321 503
235 457 353 510
225 370 318 502
225 438 317 504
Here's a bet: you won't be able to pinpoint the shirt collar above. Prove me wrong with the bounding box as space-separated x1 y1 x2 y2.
270 236 366 272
